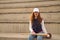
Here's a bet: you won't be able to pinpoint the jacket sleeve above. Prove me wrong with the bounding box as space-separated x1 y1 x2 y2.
29 21 33 32
41 20 47 34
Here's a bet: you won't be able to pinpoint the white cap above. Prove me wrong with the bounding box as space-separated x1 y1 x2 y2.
33 8 39 12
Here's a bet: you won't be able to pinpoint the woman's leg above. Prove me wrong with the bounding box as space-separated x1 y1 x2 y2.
28 35 36 40
37 36 43 40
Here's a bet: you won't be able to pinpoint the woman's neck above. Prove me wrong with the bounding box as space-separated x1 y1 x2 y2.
35 17 37 19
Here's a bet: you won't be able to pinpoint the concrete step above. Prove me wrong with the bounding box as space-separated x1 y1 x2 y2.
0 23 60 34
0 33 20 40
20 23 60 34
0 13 60 22
0 33 60 40
0 0 59 3
0 6 60 13
0 1 60 8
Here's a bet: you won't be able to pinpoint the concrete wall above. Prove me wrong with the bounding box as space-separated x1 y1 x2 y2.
0 0 60 34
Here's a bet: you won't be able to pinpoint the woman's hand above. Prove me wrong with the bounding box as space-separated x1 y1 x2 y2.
32 31 36 34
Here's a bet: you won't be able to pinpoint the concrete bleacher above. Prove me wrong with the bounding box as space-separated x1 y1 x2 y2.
0 0 60 40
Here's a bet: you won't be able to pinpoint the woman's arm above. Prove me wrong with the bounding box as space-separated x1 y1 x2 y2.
41 20 47 34
29 21 33 32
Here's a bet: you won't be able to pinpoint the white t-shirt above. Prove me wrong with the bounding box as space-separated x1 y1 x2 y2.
29 20 47 34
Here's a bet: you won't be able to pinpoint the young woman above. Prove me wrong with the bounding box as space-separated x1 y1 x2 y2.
28 8 47 40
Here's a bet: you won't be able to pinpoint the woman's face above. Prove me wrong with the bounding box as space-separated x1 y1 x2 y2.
34 12 39 17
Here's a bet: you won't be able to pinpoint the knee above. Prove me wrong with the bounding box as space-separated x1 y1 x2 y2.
28 35 34 40
37 36 43 40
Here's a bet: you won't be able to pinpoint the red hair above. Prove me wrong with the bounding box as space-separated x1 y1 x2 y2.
30 12 42 24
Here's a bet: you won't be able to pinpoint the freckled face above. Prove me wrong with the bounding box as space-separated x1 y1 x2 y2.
34 12 39 17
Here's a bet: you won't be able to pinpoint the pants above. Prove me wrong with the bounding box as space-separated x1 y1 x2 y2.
28 35 43 40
